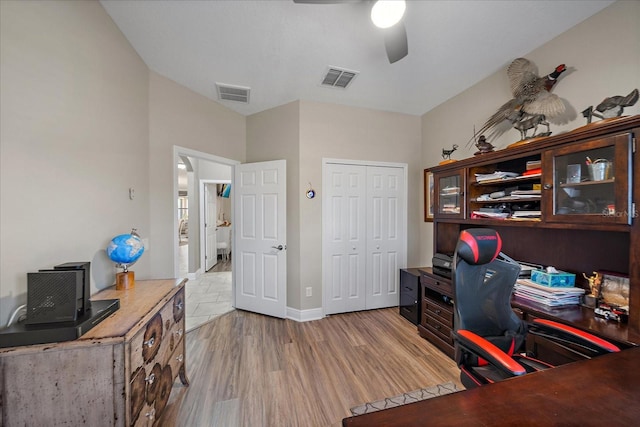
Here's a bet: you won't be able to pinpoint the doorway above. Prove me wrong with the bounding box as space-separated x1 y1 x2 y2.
174 146 238 330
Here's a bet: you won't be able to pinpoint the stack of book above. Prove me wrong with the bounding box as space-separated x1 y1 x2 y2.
513 279 585 307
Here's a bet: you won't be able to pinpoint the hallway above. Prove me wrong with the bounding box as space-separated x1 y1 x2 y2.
179 243 234 331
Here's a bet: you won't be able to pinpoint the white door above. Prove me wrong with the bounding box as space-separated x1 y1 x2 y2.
204 184 218 271
233 160 287 318
323 161 406 315
323 164 367 315
365 166 405 309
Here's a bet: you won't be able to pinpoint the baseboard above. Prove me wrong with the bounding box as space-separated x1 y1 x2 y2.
286 306 323 322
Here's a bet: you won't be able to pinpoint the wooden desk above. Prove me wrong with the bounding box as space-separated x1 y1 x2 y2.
512 296 640 347
343 347 640 426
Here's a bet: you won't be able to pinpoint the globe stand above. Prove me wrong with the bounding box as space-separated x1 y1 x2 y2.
116 271 135 290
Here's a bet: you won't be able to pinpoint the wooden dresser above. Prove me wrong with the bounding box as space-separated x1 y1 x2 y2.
0 279 189 426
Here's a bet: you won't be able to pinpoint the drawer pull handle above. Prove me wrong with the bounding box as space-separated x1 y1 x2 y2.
175 301 184 310
145 373 155 384
144 337 155 348
176 354 184 362
145 409 155 420
435 325 441 330
174 329 183 338
435 309 441 315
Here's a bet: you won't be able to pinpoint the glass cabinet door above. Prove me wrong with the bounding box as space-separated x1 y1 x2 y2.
435 170 465 219
542 132 633 225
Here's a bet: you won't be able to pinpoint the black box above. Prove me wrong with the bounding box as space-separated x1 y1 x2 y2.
25 270 84 324
54 261 91 315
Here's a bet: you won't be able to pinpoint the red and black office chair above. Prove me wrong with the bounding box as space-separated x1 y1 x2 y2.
452 228 620 389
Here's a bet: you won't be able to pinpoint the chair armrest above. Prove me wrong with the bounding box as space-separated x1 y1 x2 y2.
454 329 527 376
529 318 620 354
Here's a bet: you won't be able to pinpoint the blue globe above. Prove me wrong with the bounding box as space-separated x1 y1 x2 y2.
107 232 145 268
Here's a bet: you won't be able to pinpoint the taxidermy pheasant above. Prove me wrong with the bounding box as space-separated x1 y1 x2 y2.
582 88 639 124
469 58 567 145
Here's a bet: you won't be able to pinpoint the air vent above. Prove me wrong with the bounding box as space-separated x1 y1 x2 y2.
321 67 358 89
216 83 250 103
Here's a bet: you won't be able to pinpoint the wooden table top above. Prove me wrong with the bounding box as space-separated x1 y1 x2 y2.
343 346 640 426
0 278 186 355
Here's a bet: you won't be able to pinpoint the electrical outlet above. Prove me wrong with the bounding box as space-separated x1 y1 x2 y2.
306 287 312 297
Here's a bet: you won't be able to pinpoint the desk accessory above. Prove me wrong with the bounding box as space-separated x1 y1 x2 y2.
107 228 145 290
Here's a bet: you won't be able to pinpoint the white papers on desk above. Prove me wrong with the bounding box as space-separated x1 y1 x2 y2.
514 279 584 307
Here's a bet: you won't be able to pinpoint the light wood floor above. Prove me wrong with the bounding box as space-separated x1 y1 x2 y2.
159 308 463 426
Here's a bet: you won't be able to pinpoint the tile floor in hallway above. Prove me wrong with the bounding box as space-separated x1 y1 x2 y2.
184 270 234 331
179 243 234 331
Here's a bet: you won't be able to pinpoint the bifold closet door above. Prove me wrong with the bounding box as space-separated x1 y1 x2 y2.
365 166 405 309
323 163 367 315
323 163 405 315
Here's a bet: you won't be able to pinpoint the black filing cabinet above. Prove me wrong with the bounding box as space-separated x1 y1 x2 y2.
399 268 421 325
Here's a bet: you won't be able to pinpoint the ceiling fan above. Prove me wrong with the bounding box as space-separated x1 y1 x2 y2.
293 0 409 64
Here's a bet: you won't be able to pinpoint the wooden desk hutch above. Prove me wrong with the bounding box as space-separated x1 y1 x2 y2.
422 115 640 361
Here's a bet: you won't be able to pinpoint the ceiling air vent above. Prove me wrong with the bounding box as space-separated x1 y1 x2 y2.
216 83 250 103
321 67 358 89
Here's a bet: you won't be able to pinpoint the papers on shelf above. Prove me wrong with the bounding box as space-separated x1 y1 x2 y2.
475 171 520 182
514 279 584 307
511 211 541 218
440 186 460 195
471 211 509 219
511 189 541 195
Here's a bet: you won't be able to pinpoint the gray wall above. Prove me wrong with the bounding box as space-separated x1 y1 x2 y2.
1 0 150 325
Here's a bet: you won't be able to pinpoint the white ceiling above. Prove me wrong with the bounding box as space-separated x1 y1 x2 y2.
100 0 615 117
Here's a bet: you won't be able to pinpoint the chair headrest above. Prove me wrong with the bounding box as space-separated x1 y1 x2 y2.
456 229 502 265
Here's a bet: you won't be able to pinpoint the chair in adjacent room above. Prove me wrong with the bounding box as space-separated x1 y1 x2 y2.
216 226 231 261
452 228 620 389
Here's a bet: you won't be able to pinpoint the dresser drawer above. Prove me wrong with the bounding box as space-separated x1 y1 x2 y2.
423 298 453 327
130 288 185 370
418 324 455 359
400 269 420 296
422 313 454 345
420 271 453 297
129 287 186 425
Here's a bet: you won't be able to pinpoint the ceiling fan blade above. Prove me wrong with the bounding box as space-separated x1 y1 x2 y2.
383 21 408 64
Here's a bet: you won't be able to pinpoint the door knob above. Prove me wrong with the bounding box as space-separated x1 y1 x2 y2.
271 245 285 251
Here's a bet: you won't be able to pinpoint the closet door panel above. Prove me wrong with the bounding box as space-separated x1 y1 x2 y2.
323 164 367 314
366 166 405 309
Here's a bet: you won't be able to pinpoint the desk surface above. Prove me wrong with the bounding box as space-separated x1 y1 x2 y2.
343 347 640 426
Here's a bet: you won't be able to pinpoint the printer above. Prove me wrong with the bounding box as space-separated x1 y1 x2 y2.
432 253 454 278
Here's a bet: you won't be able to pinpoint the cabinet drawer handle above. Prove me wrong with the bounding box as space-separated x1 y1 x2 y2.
175 301 184 310
174 329 183 338
176 354 184 363
143 337 155 348
435 309 441 315
145 373 155 385
145 409 155 420
434 324 441 330
543 183 552 190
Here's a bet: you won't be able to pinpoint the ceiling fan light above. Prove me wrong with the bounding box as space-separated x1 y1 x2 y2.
371 0 406 29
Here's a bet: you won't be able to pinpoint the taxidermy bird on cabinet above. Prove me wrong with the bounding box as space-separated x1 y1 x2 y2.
469 58 568 146
582 88 639 124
